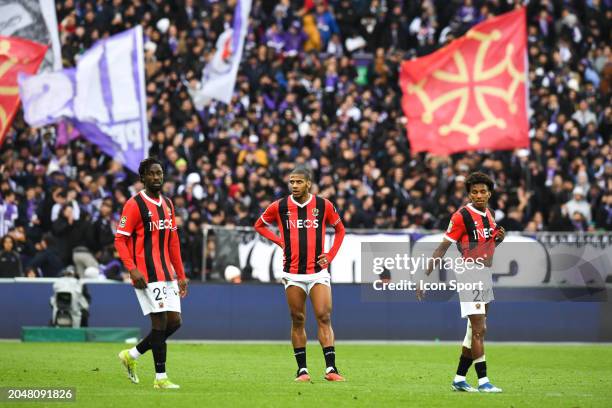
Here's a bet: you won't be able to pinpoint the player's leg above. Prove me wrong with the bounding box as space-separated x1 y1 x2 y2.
165 311 182 339
451 319 477 392
470 305 501 392
286 284 309 381
309 283 344 381
148 312 179 389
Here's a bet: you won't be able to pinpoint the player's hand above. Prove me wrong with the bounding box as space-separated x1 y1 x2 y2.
317 254 330 268
495 226 506 244
178 279 188 298
425 258 434 276
129 269 147 289
416 287 426 301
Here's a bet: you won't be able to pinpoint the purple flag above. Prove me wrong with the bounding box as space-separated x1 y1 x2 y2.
18 26 149 173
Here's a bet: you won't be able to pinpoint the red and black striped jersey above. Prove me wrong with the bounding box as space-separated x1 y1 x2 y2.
260 194 341 274
444 203 498 260
115 191 182 283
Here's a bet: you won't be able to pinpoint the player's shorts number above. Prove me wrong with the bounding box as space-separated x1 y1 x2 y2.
472 288 492 302
153 286 167 301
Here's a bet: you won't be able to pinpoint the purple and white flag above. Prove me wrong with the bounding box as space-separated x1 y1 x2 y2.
190 0 251 107
18 26 149 173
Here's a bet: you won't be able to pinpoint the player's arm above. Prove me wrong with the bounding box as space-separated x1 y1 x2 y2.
318 200 345 267
426 213 465 275
168 200 188 297
114 200 146 289
417 214 465 301
254 201 283 247
425 240 452 275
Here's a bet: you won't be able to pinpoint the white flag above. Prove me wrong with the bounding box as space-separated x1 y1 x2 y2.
0 0 62 72
191 0 251 107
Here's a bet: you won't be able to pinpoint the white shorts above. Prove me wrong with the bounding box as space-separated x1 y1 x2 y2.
460 301 489 318
282 271 331 295
135 280 181 316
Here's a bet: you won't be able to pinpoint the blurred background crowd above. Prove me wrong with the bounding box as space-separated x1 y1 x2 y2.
0 0 610 280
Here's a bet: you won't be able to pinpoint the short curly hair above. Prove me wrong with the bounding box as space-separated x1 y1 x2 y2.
138 157 163 181
465 172 494 193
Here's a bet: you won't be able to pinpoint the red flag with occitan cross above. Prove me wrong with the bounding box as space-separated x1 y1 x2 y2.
399 7 529 155
0 36 47 146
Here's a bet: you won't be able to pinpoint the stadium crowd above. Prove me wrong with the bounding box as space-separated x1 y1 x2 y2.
0 0 610 280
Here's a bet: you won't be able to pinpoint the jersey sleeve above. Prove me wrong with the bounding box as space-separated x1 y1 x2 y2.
260 200 279 226
116 198 139 237
325 199 342 227
444 211 466 243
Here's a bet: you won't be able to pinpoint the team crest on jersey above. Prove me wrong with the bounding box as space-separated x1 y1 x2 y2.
475 303 481 309
158 302 164 308
286 210 291 216
147 211 153 218
446 221 453 233
312 208 319 217
474 221 478 226
119 216 127 228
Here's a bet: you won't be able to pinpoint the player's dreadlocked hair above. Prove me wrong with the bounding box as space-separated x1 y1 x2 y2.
138 157 162 181
465 172 494 193
290 165 313 182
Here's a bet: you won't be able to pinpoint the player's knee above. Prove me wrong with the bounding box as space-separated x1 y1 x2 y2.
290 311 305 326
472 326 486 340
315 311 331 326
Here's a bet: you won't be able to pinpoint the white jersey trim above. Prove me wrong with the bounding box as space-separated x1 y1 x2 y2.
116 230 131 237
260 215 272 226
290 194 313 208
140 191 162 207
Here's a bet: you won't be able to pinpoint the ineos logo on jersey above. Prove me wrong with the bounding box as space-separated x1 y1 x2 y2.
286 219 319 229
472 228 495 240
149 218 173 231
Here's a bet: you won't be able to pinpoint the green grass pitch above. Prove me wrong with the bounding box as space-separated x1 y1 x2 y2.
1 342 611 407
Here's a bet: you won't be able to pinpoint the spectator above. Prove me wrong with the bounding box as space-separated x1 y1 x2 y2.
0 235 23 278
0 190 19 238
564 187 592 224
27 235 64 277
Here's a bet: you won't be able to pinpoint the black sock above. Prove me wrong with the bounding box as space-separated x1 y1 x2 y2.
294 348 307 372
135 331 152 355
323 346 336 371
475 361 487 379
456 355 473 376
150 329 167 374
135 324 180 355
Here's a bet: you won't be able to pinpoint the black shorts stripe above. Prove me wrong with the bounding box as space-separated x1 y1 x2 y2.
459 207 477 254
278 198 291 273
314 197 325 273
155 201 172 281
134 195 158 283
297 204 308 274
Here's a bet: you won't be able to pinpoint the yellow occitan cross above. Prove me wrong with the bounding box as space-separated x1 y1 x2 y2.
407 29 525 145
0 39 19 133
